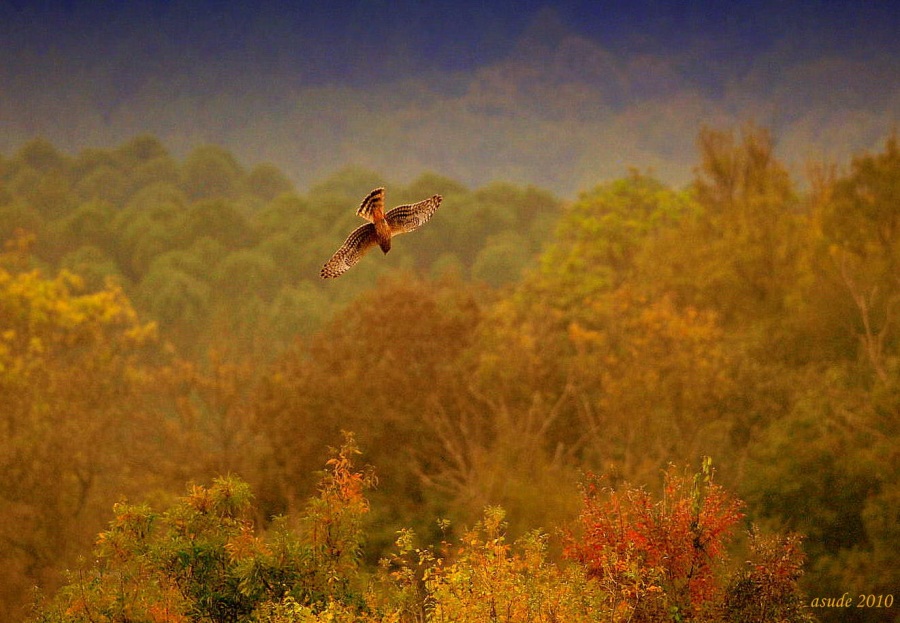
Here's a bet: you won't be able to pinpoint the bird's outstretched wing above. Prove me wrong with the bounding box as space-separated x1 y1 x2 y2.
320 223 378 278
386 195 442 235
356 187 385 222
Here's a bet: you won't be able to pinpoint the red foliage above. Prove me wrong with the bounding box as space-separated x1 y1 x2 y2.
564 461 744 621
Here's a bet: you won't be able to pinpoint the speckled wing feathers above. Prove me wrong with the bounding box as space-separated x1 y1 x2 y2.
320 223 378 278
386 195 442 235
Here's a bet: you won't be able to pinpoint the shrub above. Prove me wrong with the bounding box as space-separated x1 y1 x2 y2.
32 448 815 623
564 458 813 622
32 434 376 623
383 507 604 623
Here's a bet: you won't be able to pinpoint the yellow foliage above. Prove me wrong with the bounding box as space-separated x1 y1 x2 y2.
565 288 737 482
0 262 165 619
392 509 606 623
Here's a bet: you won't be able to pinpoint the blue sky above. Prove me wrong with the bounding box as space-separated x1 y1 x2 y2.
6 0 895 79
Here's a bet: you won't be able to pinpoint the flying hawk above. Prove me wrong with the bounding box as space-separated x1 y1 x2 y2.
320 187 442 278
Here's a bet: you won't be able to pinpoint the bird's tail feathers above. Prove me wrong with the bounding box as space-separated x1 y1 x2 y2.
356 187 386 221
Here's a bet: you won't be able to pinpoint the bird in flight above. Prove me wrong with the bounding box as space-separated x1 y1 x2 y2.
321 187 442 278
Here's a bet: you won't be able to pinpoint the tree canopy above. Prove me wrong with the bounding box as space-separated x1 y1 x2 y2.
2 128 898 623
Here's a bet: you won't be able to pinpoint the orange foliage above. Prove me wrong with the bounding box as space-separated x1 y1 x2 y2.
565 460 744 621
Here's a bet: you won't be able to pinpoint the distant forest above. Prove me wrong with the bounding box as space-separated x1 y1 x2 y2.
2 126 898 623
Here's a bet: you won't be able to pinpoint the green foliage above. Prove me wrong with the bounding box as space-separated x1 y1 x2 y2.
820 134 900 381
59 245 123 291
33 436 377 623
735 135 900 623
471 232 532 287
0 139 558 358
15 138 67 174
743 365 899 623
823 134 900 261
181 145 245 202
211 249 281 301
246 163 294 204
535 170 690 309
138 264 211 328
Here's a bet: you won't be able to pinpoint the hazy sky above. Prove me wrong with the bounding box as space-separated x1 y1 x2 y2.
2 1 898 194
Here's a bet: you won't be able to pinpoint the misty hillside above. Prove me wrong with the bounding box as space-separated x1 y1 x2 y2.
1 2 897 195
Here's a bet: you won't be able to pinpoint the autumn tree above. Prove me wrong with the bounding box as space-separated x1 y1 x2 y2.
566 460 813 623
253 274 485 542
478 172 752 488
736 136 900 623
385 508 604 623
32 446 816 623
159 351 266 488
638 125 804 337
0 237 163 620
534 171 689 311
821 134 900 381
256 270 583 541
564 290 742 482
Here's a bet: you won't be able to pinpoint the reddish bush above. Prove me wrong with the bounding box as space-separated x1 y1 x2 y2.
565 459 744 621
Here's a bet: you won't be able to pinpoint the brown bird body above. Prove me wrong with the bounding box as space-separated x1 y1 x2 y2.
321 187 442 278
372 202 393 253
